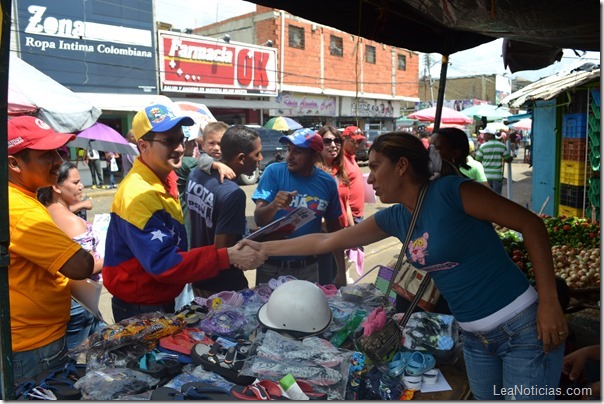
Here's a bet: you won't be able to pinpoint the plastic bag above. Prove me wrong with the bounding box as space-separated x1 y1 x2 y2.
164 365 235 392
67 312 186 367
240 330 352 400
110 156 119 172
198 306 248 338
399 311 460 365
401 312 457 351
74 367 159 400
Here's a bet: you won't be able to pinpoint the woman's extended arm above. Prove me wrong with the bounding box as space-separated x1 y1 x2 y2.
240 215 390 257
459 180 566 353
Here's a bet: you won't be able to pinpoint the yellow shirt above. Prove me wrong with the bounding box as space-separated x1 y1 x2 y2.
8 183 81 352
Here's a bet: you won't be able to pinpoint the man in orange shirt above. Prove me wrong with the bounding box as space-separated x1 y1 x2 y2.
341 126 366 225
7 116 95 379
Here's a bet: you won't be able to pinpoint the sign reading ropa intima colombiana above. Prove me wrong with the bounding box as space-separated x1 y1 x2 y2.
16 0 157 94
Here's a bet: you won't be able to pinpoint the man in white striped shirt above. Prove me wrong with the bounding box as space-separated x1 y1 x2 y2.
475 128 513 194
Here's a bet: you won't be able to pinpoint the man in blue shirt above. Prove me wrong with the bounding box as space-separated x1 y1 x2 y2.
252 128 346 286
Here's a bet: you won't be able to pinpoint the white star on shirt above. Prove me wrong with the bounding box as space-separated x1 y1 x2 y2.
169 226 176 237
150 230 168 242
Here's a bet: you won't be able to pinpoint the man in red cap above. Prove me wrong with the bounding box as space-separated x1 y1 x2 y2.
7 116 95 379
341 126 366 225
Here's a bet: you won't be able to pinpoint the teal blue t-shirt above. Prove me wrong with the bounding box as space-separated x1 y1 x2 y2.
374 176 529 322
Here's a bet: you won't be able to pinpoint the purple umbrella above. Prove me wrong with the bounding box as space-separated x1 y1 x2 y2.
68 123 138 155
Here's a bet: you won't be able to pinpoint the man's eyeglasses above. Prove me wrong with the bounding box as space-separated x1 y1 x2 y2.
146 135 186 148
323 138 342 146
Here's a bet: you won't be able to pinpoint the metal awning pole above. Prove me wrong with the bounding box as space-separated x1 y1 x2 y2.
0 0 15 399
433 54 450 133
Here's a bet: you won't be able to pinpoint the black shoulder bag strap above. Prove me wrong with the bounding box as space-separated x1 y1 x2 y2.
382 182 431 328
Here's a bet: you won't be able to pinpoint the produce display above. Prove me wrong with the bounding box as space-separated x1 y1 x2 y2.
495 215 601 288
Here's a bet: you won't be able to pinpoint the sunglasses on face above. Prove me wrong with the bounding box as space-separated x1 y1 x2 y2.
323 137 342 146
146 135 186 148
344 137 363 144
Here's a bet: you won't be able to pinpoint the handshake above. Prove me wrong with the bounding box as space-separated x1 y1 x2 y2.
226 240 267 270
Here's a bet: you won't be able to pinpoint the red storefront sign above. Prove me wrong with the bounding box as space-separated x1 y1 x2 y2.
158 31 278 96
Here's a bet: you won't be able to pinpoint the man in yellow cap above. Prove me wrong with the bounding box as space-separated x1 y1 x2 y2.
102 103 266 322
8 116 95 378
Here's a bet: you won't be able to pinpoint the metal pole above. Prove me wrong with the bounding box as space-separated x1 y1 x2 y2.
506 138 513 200
433 55 449 133
0 0 15 399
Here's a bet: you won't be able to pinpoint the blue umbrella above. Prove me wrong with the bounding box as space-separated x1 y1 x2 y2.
460 104 511 121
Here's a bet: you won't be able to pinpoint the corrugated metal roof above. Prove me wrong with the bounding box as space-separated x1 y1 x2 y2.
501 65 600 108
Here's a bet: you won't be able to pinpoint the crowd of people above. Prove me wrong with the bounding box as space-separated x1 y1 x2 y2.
5 106 593 400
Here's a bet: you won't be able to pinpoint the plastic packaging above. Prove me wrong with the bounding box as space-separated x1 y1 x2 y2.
74 367 159 400
280 373 309 400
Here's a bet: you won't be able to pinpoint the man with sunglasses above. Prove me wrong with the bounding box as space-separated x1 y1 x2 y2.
102 104 266 322
341 126 366 226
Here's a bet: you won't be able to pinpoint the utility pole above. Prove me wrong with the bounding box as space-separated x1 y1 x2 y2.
423 54 436 105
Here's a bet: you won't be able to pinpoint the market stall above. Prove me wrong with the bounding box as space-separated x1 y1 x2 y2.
12 211 601 400
14 278 472 400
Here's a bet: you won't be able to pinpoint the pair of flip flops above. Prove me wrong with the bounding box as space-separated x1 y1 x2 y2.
138 350 184 383
159 327 213 355
191 342 256 386
151 382 232 400
231 380 285 400
230 380 327 400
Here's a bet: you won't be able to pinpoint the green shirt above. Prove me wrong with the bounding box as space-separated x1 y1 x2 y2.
475 140 511 181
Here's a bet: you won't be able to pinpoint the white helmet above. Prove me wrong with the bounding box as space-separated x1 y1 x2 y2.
257 280 332 336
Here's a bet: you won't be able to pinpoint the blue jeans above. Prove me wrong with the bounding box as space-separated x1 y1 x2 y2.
66 299 103 350
488 179 503 194
112 296 175 323
462 303 564 400
12 336 68 379
87 159 103 186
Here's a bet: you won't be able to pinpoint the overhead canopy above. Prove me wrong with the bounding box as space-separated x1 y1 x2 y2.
501 64 600 108
171 98 290 110
9 56 101 133
251 0 599 55
77 93 174 112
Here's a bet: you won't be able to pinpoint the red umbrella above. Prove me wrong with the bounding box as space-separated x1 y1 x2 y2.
424 123 468 132
509 118 532 131
408 106 474 125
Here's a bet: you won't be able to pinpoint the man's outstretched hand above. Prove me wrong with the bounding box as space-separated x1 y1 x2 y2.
227 244 267 270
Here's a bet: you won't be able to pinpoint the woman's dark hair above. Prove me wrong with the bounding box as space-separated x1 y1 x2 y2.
37 161 77 206
434 127 471 171
369 132 431 180
317 125 350 186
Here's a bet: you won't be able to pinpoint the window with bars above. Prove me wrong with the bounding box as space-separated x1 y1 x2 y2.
289 25 305 49
398 54 407 70
330 35 343 56
365 45 376 64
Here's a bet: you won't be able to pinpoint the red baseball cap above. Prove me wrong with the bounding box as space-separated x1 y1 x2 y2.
8 116 75 154
342 126 366 141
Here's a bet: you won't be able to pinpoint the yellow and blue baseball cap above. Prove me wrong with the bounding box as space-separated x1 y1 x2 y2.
131 103 194 141
279 128 324 152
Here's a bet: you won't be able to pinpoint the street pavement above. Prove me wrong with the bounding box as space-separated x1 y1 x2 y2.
87 156 533 323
